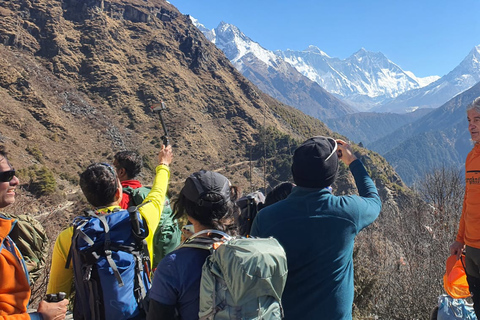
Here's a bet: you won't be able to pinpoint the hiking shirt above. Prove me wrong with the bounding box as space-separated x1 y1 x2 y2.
250 159 381 320
149 247 211 320
0 215 42 320
119 179 142 209
47 164 170 296
456 143 480 248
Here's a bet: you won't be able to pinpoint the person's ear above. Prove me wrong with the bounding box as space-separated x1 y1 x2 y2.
114 182 123 201
117 167 127 179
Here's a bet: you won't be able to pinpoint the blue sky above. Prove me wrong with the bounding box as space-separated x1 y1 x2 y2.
168 0 480 78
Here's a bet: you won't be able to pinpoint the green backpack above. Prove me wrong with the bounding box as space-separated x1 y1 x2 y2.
181 230 288 320
2 212 49 284
122 186 182 268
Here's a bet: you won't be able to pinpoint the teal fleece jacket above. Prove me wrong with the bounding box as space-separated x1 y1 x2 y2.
250 159 381 320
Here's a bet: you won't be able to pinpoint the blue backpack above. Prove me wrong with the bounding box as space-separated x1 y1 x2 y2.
67 206 151 320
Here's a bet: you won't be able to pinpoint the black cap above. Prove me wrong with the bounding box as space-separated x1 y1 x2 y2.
291 136 338 188
181 170 231 207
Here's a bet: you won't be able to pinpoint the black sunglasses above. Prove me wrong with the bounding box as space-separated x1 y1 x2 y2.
0 170 16 183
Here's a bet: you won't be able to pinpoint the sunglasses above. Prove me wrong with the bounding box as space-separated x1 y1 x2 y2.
0 170 16 183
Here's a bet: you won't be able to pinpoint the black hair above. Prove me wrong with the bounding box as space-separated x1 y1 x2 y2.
0 146 6 160
0 146 12 168
79 163 118 208
114 151 143 179
263 182 294 208
173 187 239 236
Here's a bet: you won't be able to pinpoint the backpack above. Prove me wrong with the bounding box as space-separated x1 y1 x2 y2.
2 212 49 284
67 206 151 320
435 294 477 320
123 186 181 268
235 191 265 237
181 230 288 320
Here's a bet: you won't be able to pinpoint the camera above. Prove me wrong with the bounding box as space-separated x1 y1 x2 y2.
46 292 66 302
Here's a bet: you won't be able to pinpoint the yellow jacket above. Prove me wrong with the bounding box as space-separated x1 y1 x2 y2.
47 164 170 296
457 143 480 248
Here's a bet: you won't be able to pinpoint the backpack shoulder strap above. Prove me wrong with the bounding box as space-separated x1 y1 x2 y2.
122 185 135 195
178 229 231 251
1 213 49 284
180 237 215 251
65 216 91 269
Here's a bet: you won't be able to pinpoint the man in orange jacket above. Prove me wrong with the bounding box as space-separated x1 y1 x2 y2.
450 96 480 317
0 146 68 320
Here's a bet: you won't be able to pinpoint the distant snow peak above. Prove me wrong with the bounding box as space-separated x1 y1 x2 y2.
404 71 440 87
405 106 419 113
194 17 458 113
303 45 330 57
474 44 480 55
207 21 278 68
190 16 216 42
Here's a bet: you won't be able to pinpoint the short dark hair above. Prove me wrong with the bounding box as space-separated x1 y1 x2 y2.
264 182 294 208
0 146 11 167
79 163 118 207
0 146 6 160
114 151 142 179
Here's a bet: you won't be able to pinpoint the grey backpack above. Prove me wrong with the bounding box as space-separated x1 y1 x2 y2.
181 230 288 320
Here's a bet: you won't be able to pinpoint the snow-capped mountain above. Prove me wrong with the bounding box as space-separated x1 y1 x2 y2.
213 22 280 72
190 17 216 42
195 20 356 119
277 46 439 111
374 45 480 113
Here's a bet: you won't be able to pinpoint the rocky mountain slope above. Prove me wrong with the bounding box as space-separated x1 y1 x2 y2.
0 0 408 198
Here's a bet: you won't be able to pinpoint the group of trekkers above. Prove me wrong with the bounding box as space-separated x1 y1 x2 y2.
1 96 480 320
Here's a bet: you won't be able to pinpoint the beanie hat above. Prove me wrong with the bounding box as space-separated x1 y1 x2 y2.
291 136 338 188
181 170 231 208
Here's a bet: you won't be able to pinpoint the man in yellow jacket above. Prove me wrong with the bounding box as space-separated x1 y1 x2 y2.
0 146 68 320
450 97 480 317
47 145 173 298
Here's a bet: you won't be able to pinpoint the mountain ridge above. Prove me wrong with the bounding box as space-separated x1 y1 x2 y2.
276 45 438 111
195 20 356 120
375 45 480 113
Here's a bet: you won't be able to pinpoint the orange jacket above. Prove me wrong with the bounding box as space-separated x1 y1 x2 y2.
456 143 480 248
0 215 31 320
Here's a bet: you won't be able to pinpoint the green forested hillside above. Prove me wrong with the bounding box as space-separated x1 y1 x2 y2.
370 81 480 184
325 108 432 146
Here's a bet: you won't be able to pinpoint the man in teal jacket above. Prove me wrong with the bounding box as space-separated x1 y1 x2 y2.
250 137 381 320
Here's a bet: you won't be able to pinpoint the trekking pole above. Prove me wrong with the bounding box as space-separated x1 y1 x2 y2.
150 101 170 146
